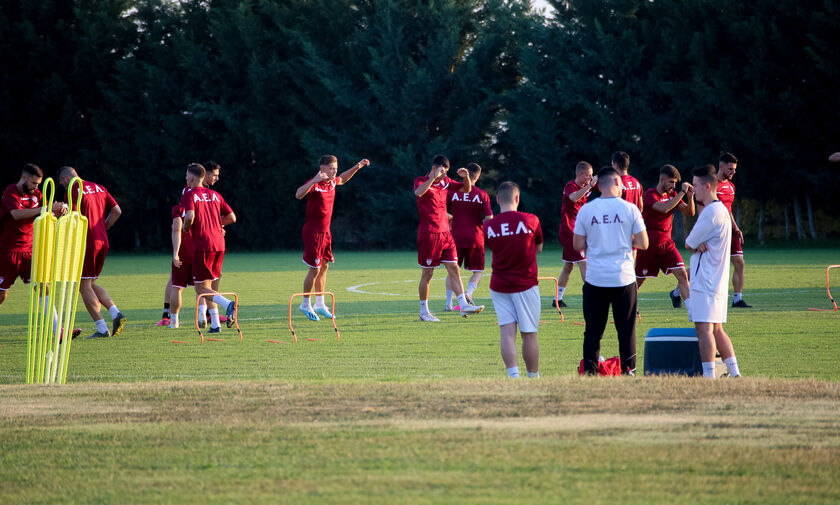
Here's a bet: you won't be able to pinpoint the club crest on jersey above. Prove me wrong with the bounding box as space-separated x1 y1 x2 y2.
451 192 481 203
315 258 320 265
426 259 432 265
485 221 530 238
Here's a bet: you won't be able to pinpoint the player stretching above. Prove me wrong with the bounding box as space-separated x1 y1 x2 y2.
484 182 544 378
295 155 370 320
554 161 596 308
181 163 236 334
57 166 126 338
716 152 751 308
635 165 695 306
414 155 485 321
444 162 493 311
612 151 643 211
685 164 741 378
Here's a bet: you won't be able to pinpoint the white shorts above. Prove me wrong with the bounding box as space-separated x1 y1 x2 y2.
686 291 728 323
490 285 541 333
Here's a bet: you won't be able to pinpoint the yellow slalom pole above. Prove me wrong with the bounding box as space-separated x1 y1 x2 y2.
27 178 57 384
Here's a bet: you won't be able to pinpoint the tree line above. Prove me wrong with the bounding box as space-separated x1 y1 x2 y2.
1 0 838 251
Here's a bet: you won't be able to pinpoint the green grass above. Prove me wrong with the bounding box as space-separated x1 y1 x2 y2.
0 249 838 503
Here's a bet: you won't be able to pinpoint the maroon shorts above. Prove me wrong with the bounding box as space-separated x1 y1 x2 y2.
302 229 334 269
635 240 684 278
457 245 485 272
560 233 585 263
82 243 108 279
731 234 743 256
192 251 224 283
417 231 457 268
0 249 32 289
171 259 194 288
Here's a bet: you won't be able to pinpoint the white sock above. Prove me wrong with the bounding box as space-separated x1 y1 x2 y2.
171 313 179 326
527 371 540 378
507 366 520 378
95 319 108 333
733 292 742 303
672 287 680 297
199 303 207 317
108 305 120 320
314 295 325 308
702 362 716 378
420 300 429 314
213 295 231 307
299 298 311 310
724 357 740 377
457 293 468 307
209 308 221 329
445 289 453 306
466 282 477 296
557 286 566 301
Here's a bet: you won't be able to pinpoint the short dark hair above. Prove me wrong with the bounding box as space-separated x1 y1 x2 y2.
497 181 520 204
57 166 75 179
318 155 337 166
22 163 43 178
611 151 630 171
203 160 220 173
597 166 620 180
575 161 592 174
432 155 450 169
692 164 717 188
187 163 206 178
660 164 680 180
466 162 481 178
719 152 738 164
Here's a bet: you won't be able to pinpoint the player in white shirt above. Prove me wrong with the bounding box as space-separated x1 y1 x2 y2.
573 166 648 375
685 164 741 378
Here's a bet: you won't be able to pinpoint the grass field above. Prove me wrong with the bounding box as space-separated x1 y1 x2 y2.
1 248 838 503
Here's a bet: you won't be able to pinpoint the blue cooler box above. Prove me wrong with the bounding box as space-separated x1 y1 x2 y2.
643 327 702 376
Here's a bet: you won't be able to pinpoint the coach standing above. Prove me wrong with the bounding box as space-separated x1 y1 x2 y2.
574 166 648 375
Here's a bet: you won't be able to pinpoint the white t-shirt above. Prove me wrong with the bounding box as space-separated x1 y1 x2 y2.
685 200 732 298
574 196 646 287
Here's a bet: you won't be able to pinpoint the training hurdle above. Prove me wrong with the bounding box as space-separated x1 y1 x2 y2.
287 291 339 343
537 276 564 323
807 265 839 312
192 292 242 343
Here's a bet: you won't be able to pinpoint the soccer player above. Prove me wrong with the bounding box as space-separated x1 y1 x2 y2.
715 152 751 308
612 151 643 211
554 161 597 308
685 164 741 378
295 155 370 320
57 166 126 339
635 164 695 306
167 200 193 328
444 162 493 310
574 166 648 375
181 163 236 334
414 155 485 321
0 164 67 307
484 181 544 378
198 160 235 324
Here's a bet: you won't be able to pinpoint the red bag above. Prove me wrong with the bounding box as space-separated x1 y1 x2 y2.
578 356 622 376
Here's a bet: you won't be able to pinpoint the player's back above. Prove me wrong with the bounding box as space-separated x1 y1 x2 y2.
181 187 231 252
71 180 117 248
484 211 543 293
620 174 643 210
448 186 491 247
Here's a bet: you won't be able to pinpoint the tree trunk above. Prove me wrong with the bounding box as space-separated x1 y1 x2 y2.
757 202 764 241
806 194 817 239
793 195 805 239
784 204 790 240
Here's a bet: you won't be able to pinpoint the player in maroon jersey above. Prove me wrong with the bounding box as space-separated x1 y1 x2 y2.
484 181 544 378
444 162 493 310
57 166 125 339
554 161 597 308
716 152 751 307
414 155 485 321
635 164 695 307
295 155 370 321
612 151 643 211
167 202 194 328
181 163 236 333
0 164 67 307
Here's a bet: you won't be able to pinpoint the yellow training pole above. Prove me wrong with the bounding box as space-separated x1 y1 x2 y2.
26 178 57 384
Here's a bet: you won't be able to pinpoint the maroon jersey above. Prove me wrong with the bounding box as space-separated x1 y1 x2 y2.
484 211 543 293
620 174 643 210
171 205 193 259
447 186 492 248
180 187 232 252
69 180 118 248
559 180 589 238
0 184 42 252
414 176 464 234
302 178 338 233
717 179 735 214
642 188 679 244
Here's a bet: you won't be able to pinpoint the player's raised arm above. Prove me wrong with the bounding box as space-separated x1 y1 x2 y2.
651 186 688 214
456 167 472 194
337 159 370 185
678 183 696 216
414 165 445 197
296 171 328 199
569 175 597 202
